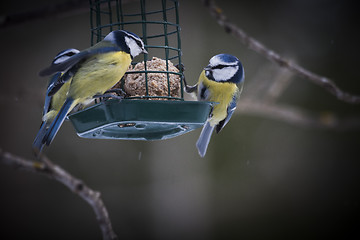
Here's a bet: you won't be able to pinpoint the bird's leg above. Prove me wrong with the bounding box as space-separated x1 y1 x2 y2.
105 88 127 96
175 63 185 73
93 93 124 101
93 88 128 101
182 75 198 93
175 63 198 93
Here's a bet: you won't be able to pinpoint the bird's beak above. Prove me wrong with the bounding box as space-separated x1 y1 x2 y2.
143 49 148 54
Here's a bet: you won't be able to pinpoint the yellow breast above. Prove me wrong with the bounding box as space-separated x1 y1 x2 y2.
199 70 238 126
69 51 131 101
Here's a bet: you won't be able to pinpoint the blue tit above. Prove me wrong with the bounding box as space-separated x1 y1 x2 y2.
185 54 244 157
38 30 147 148
33 48 80 154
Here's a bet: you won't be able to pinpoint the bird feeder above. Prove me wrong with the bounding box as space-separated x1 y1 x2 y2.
68 0 213 140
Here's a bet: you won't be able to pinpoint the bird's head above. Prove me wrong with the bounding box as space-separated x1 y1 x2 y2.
204 54 244 84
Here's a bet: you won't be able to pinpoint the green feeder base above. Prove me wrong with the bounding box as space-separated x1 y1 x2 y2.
68 99 213 141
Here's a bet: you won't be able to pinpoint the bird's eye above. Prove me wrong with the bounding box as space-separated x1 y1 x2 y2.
135 39 144 49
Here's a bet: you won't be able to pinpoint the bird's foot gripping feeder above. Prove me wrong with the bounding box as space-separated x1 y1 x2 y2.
68 0 212 140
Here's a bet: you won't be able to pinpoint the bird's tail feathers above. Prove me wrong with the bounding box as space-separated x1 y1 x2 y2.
32 121 48 155
43 98 74 146
196 121 215 158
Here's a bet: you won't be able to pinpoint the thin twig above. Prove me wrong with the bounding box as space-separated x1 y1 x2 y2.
236 63 360 130
0 149 118 240
236 99 360 131
242 63 294 103
202 0 360 104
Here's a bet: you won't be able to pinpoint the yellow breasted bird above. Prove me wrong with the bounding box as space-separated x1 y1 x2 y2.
184 54 244 157
39 30 147 149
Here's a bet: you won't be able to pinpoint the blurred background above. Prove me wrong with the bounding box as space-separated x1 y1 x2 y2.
1 0 360 239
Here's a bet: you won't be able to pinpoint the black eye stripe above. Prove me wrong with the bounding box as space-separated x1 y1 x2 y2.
127 33 143 48
213 64 226 69
135 39 144 48
211 64 237 70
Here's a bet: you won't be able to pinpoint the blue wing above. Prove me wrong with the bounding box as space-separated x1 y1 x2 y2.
47 70 73 96
34 72 63 154
39 46 121 77
43 72 61 115
43 97 74 146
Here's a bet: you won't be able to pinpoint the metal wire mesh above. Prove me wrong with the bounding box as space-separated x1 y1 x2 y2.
89 0 184 100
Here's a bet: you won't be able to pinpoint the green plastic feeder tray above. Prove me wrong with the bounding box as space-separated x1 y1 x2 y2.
68 99 213 141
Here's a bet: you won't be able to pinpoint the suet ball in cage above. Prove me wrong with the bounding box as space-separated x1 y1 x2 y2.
119 57 181 99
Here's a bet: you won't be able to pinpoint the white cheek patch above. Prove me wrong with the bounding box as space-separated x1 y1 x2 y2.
125 36 142 58
212 65 239 82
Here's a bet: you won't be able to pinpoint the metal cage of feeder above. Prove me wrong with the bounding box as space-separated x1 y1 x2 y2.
68 0 213 140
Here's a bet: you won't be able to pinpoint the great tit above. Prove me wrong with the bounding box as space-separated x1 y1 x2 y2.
32 48 80 154
39 30 147 149
184 54 244 157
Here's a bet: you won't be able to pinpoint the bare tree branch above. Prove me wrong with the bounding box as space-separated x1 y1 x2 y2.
236 63 360 130
202 0 360 104
236 99 360 131
0 149 118 240
242 63 295 103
